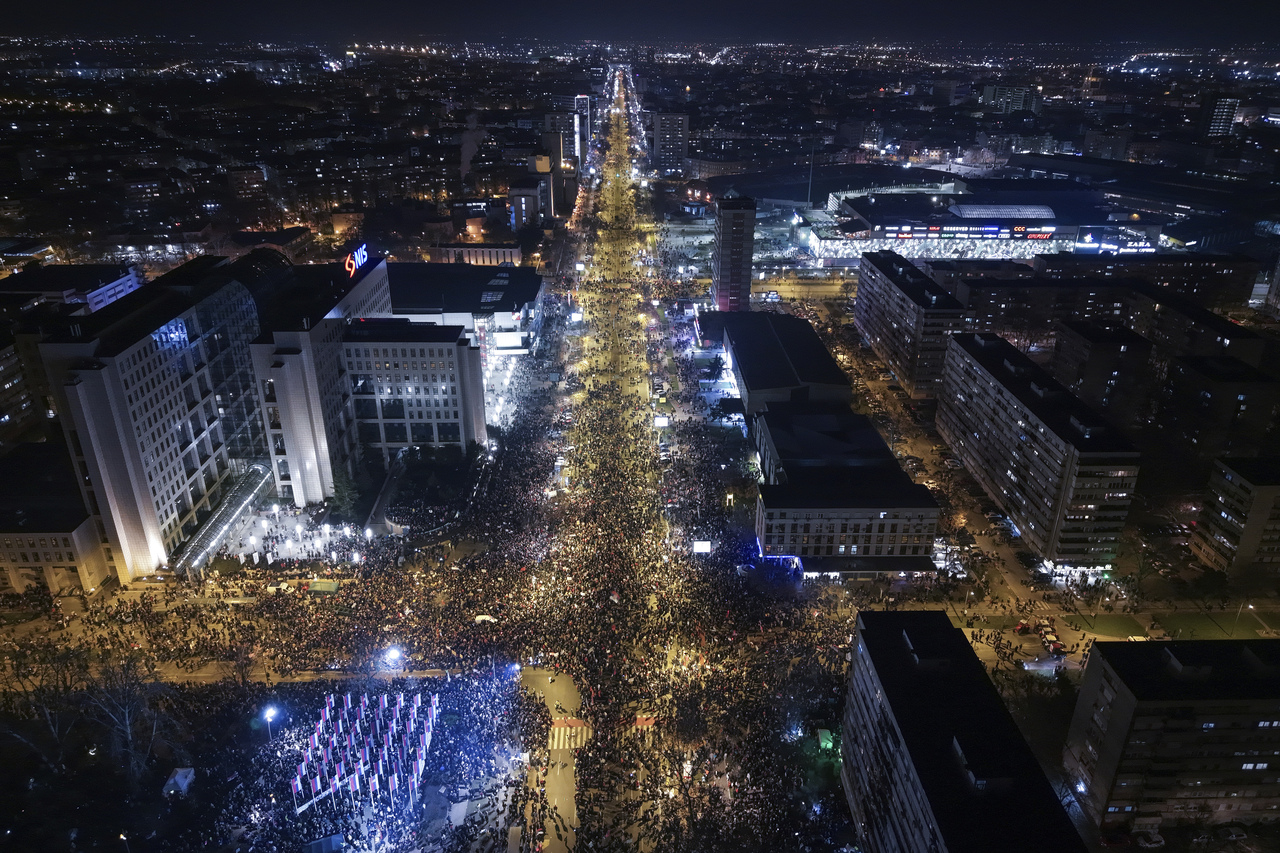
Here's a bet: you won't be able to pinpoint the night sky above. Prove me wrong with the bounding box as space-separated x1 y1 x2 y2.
5 0 1280 45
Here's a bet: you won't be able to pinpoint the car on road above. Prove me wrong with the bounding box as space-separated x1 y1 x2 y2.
944 459 964 469
1216 827 1248 841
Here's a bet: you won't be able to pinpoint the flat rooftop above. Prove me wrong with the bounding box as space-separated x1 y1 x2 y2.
0 263 134 293
950 333 1139 454
1219 457 1280 487
757 402 896 468
760 465 936 510
388 263 543 317
1058 321 1151 347
856 611 1087 853
1175 355 1277 384
698 311 850 392
344 318 467 345
862 251 963 311
1091 640 1280 702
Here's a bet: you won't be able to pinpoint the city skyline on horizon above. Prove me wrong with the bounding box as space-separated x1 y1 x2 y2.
3 0 1280 48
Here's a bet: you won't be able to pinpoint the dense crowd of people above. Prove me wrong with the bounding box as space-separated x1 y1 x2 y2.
0 92 865 853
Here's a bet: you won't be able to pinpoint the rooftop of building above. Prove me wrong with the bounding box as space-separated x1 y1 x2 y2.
31 250 380 355
706 163 955 206
1173 355 1277 384
1127 281 1263 341
344 318 467 345
950 333 1139 454
228 226 312 248
716 196 757 211
0 442 89 533
1034 250 1258 269
387 263 543 317
759 464 936 510
250 254 384 334
956 274 1136 292
0 263 135 294
844 188 1111 229
1057 321 1151 347
697 311 850 393
922 258 1036 275
861 251 964 311
1091 639 1280 702
855 611 1087 853
756 401 896 468
1218 457 1280 487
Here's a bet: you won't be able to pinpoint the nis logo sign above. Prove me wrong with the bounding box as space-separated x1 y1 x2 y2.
344 244 369 277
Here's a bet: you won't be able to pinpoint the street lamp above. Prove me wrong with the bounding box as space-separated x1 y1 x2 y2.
120 834 131 853
1233 602 1255 637
264 706 277 740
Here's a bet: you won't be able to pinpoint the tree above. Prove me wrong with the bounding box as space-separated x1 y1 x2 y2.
330 465 359 520
707 398 733 423
0 639 91 773
82 650 179 788
701 355 726 382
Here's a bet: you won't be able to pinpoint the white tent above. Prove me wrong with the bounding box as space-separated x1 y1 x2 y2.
162 767 195 797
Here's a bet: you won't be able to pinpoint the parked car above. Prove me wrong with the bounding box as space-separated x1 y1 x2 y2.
1217 827 1248 841
1134 832 1165 849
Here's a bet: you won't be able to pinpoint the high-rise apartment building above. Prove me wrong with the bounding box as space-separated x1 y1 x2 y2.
543 112 581 160
1049 321 1154 431
1191 458 1280 575
1064 640 1280 835
843 610 1087 853
980 84 1043 114
710 196 756 312
855 251 965 398
574 94 594 160
1199 95 1240 138
651 113 689 174
938 333 1139 571
344 318 487 463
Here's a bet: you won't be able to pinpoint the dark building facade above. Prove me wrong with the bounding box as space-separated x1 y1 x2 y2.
843 611 1087 853
855 251 964 398
710 196 756 312
1064 640 1280 834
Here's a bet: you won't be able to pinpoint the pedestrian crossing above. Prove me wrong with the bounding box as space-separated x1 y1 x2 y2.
549 718 592 750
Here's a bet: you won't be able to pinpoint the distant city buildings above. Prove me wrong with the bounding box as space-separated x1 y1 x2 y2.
843 610 1087 853
1064 640 1280 834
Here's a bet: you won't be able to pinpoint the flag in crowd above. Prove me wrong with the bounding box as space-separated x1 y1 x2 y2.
291 691 440 814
